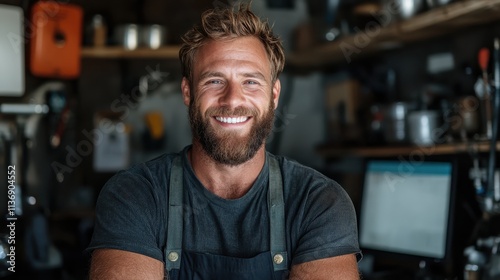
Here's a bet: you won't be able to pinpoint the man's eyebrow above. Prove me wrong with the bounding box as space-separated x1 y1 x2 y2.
199 71 225 81
199 71 267 81
241 72 266 80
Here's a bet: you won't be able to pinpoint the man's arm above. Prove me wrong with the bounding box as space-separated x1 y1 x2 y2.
89 249 164 280
289 254 360 280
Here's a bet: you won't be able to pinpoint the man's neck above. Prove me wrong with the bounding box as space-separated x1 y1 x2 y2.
188 143 266 199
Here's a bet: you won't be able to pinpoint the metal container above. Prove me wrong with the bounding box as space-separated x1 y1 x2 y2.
408 110 440 146
90 14 107 47
114 24 139 50
426 0 453 8
449 96 480 138
383 0 425 20
383 102 409 144
464 263 481 280
140 24 167 49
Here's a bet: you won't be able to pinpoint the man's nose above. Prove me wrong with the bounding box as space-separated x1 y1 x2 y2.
219 82 245 107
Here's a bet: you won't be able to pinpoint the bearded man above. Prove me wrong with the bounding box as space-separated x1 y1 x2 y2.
87 3 361 279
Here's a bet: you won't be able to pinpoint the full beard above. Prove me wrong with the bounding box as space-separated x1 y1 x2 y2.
189 98 275 166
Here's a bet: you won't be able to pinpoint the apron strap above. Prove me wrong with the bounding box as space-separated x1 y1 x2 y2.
165 154 288 272
165 156 183 271
268 156 288 271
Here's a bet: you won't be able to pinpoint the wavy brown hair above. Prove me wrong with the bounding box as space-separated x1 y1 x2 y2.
179 2 285 83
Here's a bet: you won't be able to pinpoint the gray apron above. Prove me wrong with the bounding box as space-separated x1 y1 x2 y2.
164 155 289 279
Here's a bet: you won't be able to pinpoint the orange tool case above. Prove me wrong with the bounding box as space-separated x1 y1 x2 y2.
29 1 83 79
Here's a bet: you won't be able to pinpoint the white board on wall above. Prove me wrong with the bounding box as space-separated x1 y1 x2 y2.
0 4 24 97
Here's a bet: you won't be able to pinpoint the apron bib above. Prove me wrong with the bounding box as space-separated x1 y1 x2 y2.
164 155 289 280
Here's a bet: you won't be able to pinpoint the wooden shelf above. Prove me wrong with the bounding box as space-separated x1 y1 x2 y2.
81 45 181 59
317 141 500 158
287 0 500 68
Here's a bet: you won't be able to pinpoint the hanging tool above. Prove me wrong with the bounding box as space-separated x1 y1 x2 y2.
50 103 71 149
478 48 493 139
489 38 500 206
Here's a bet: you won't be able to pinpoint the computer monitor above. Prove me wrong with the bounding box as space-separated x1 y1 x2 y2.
358 158 456 276
0 4 24 96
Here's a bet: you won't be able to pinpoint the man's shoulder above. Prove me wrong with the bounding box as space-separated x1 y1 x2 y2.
141 152 178 171
268 154 345 203
104 149 185 191
127 148 188 175
269 153 332 184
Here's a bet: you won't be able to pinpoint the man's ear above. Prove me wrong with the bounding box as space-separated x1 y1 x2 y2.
272 79 281 109
181 77 191 106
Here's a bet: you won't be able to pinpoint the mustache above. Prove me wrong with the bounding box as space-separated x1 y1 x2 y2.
205 106 258 117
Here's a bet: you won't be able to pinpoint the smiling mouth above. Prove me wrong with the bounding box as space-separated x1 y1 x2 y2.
214 116 249 124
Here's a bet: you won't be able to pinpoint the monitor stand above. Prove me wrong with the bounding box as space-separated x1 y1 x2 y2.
358 254 414 280
414 260 446 280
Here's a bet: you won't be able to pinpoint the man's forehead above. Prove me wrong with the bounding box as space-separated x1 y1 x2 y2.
192 37 272 78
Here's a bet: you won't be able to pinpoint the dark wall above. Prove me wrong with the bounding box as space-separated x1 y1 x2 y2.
342 22 500 105
3 0 500 210
0 0 211 209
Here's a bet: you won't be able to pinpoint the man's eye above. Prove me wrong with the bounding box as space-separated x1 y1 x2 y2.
207 80 223 84
245 80 259 85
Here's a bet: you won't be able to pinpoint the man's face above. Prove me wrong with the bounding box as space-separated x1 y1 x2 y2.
182 36 281 165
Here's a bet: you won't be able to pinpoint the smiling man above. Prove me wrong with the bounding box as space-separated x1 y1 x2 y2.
187 36 276 168
87 3 361 280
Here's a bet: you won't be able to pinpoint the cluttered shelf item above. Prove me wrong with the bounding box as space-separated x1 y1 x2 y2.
316 141 500 158
287 0 500 69
80 45 182 59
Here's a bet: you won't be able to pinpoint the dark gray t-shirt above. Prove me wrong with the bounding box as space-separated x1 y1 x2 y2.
87 146 361 266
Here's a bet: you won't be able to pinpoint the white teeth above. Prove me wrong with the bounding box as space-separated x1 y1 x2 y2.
216 116 248 124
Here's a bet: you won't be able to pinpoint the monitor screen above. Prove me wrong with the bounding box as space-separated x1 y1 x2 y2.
359 160 453 260
0 4 24 96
